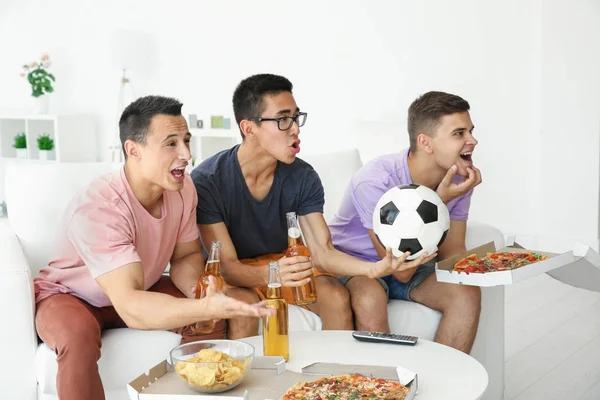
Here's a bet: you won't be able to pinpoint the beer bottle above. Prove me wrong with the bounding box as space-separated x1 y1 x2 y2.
285 212 317 305
194 241 224 334
263 261 289 362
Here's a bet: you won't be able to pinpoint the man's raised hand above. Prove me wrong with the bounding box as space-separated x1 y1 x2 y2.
436 164 482 203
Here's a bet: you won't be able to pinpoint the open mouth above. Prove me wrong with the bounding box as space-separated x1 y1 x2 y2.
290 140 301 154
459 151 473 162
170 166 186 179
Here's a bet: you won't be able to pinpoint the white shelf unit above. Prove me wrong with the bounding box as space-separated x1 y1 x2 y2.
0 114 97 162
189 127 241 165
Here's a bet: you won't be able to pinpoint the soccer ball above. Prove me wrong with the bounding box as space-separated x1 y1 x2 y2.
372 184 450 260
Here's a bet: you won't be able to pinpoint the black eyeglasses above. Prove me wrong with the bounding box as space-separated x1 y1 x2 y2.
248 112 307 131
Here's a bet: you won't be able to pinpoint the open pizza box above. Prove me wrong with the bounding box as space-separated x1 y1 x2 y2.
128 356 418 400
434 236 600 287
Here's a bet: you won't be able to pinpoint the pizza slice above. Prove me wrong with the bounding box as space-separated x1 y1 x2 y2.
282 373 409 400
453 251 550 274
486 251 548 271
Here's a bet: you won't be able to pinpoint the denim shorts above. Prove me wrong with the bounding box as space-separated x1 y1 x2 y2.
338 260 436 302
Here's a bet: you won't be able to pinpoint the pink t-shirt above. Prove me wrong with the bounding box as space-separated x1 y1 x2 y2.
34 167 199 307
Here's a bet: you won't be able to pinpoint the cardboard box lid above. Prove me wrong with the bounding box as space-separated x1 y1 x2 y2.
128 356 301 400
301 362 418 398
128 358 418 400
434 238 585 286
546 241 600 293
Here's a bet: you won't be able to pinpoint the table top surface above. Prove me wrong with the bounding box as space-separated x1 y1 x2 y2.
241 330 488 400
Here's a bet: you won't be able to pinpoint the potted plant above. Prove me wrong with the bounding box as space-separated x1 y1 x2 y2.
13 133 27 159
20 53 55 114
37 134 54 161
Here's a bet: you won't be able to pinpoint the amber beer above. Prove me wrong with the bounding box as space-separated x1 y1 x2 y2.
285 212 317 305
194 241 224 334
263 261 290 361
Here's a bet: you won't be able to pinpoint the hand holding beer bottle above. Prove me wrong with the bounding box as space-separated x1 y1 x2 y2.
284 212 318 305
194 241 225 334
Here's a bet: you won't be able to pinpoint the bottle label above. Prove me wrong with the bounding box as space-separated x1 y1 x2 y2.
268 283 282 288
288 227 301 239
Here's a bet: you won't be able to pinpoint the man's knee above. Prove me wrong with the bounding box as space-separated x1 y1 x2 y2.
445 284 481 315
317 277 350 308
351 282 387 312
35 295 102 359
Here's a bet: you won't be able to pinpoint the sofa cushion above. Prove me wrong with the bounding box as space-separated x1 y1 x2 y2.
387 300 441 340
5 162 121 275
35 328 181 397
299 149 363 222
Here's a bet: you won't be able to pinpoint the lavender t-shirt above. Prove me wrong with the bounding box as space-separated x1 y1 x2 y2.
329 148 473 263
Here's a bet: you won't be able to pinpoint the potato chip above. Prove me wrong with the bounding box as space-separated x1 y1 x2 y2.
188 365 216 387
197 349 224 362
222 366 242 384
174 348 248 392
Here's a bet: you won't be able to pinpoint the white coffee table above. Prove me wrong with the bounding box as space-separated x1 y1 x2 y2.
241 330 488 400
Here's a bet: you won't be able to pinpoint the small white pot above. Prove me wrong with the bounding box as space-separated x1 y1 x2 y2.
16 148 27 159
39 149 51 161
33 95 49 114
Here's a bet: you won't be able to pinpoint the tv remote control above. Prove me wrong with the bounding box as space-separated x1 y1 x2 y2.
352 331 418 345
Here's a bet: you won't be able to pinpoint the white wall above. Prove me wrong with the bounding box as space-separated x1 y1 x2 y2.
0 0 598 251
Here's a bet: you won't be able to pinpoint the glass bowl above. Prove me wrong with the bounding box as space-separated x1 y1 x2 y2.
169 340 255 393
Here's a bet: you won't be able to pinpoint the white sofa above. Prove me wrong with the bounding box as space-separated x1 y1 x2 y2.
0 149 505 400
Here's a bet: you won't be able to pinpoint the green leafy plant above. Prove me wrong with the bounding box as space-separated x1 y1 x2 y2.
37 134 54 151
13 133 26 149
20 53 55 98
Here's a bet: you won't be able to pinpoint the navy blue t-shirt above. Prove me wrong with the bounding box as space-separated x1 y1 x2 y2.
190 145 324 259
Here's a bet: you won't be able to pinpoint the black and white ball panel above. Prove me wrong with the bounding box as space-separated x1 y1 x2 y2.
373 184 451 260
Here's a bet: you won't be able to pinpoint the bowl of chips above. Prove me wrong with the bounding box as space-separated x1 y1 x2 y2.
170 340 254 393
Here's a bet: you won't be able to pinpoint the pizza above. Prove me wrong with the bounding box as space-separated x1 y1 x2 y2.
453 251 549 274
282 373 409 400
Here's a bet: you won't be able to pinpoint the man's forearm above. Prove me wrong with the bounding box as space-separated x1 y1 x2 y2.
118 290 211 331
312 247 373 278
169 253 205 298
222 260 269 288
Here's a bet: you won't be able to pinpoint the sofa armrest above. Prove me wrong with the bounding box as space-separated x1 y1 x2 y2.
466 220 506 250
0 220 38 400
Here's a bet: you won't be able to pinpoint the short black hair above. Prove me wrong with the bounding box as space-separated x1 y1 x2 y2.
119 95 183 158
232 73 293 139
407 91 470 152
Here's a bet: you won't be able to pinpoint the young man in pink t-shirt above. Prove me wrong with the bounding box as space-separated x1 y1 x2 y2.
33 96 273 400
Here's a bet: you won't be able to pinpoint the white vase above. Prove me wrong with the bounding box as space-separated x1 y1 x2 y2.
39 149 50 161
16 148 27 159
33 95 49 114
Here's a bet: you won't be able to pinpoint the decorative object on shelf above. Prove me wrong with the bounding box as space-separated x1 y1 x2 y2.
210 116 232 129
0 115 96 162
37 134 54 161
20 53 55 114
13 132 27 159
188 114 204 129
110 29 156 163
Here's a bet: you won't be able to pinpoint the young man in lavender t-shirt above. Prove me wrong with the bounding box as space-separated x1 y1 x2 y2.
329 91 483 354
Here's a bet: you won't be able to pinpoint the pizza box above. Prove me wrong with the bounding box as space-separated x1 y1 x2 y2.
434 236 594 287
127 356 303 400
546 242 600 293
127 357 418 400
300 362 418 400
